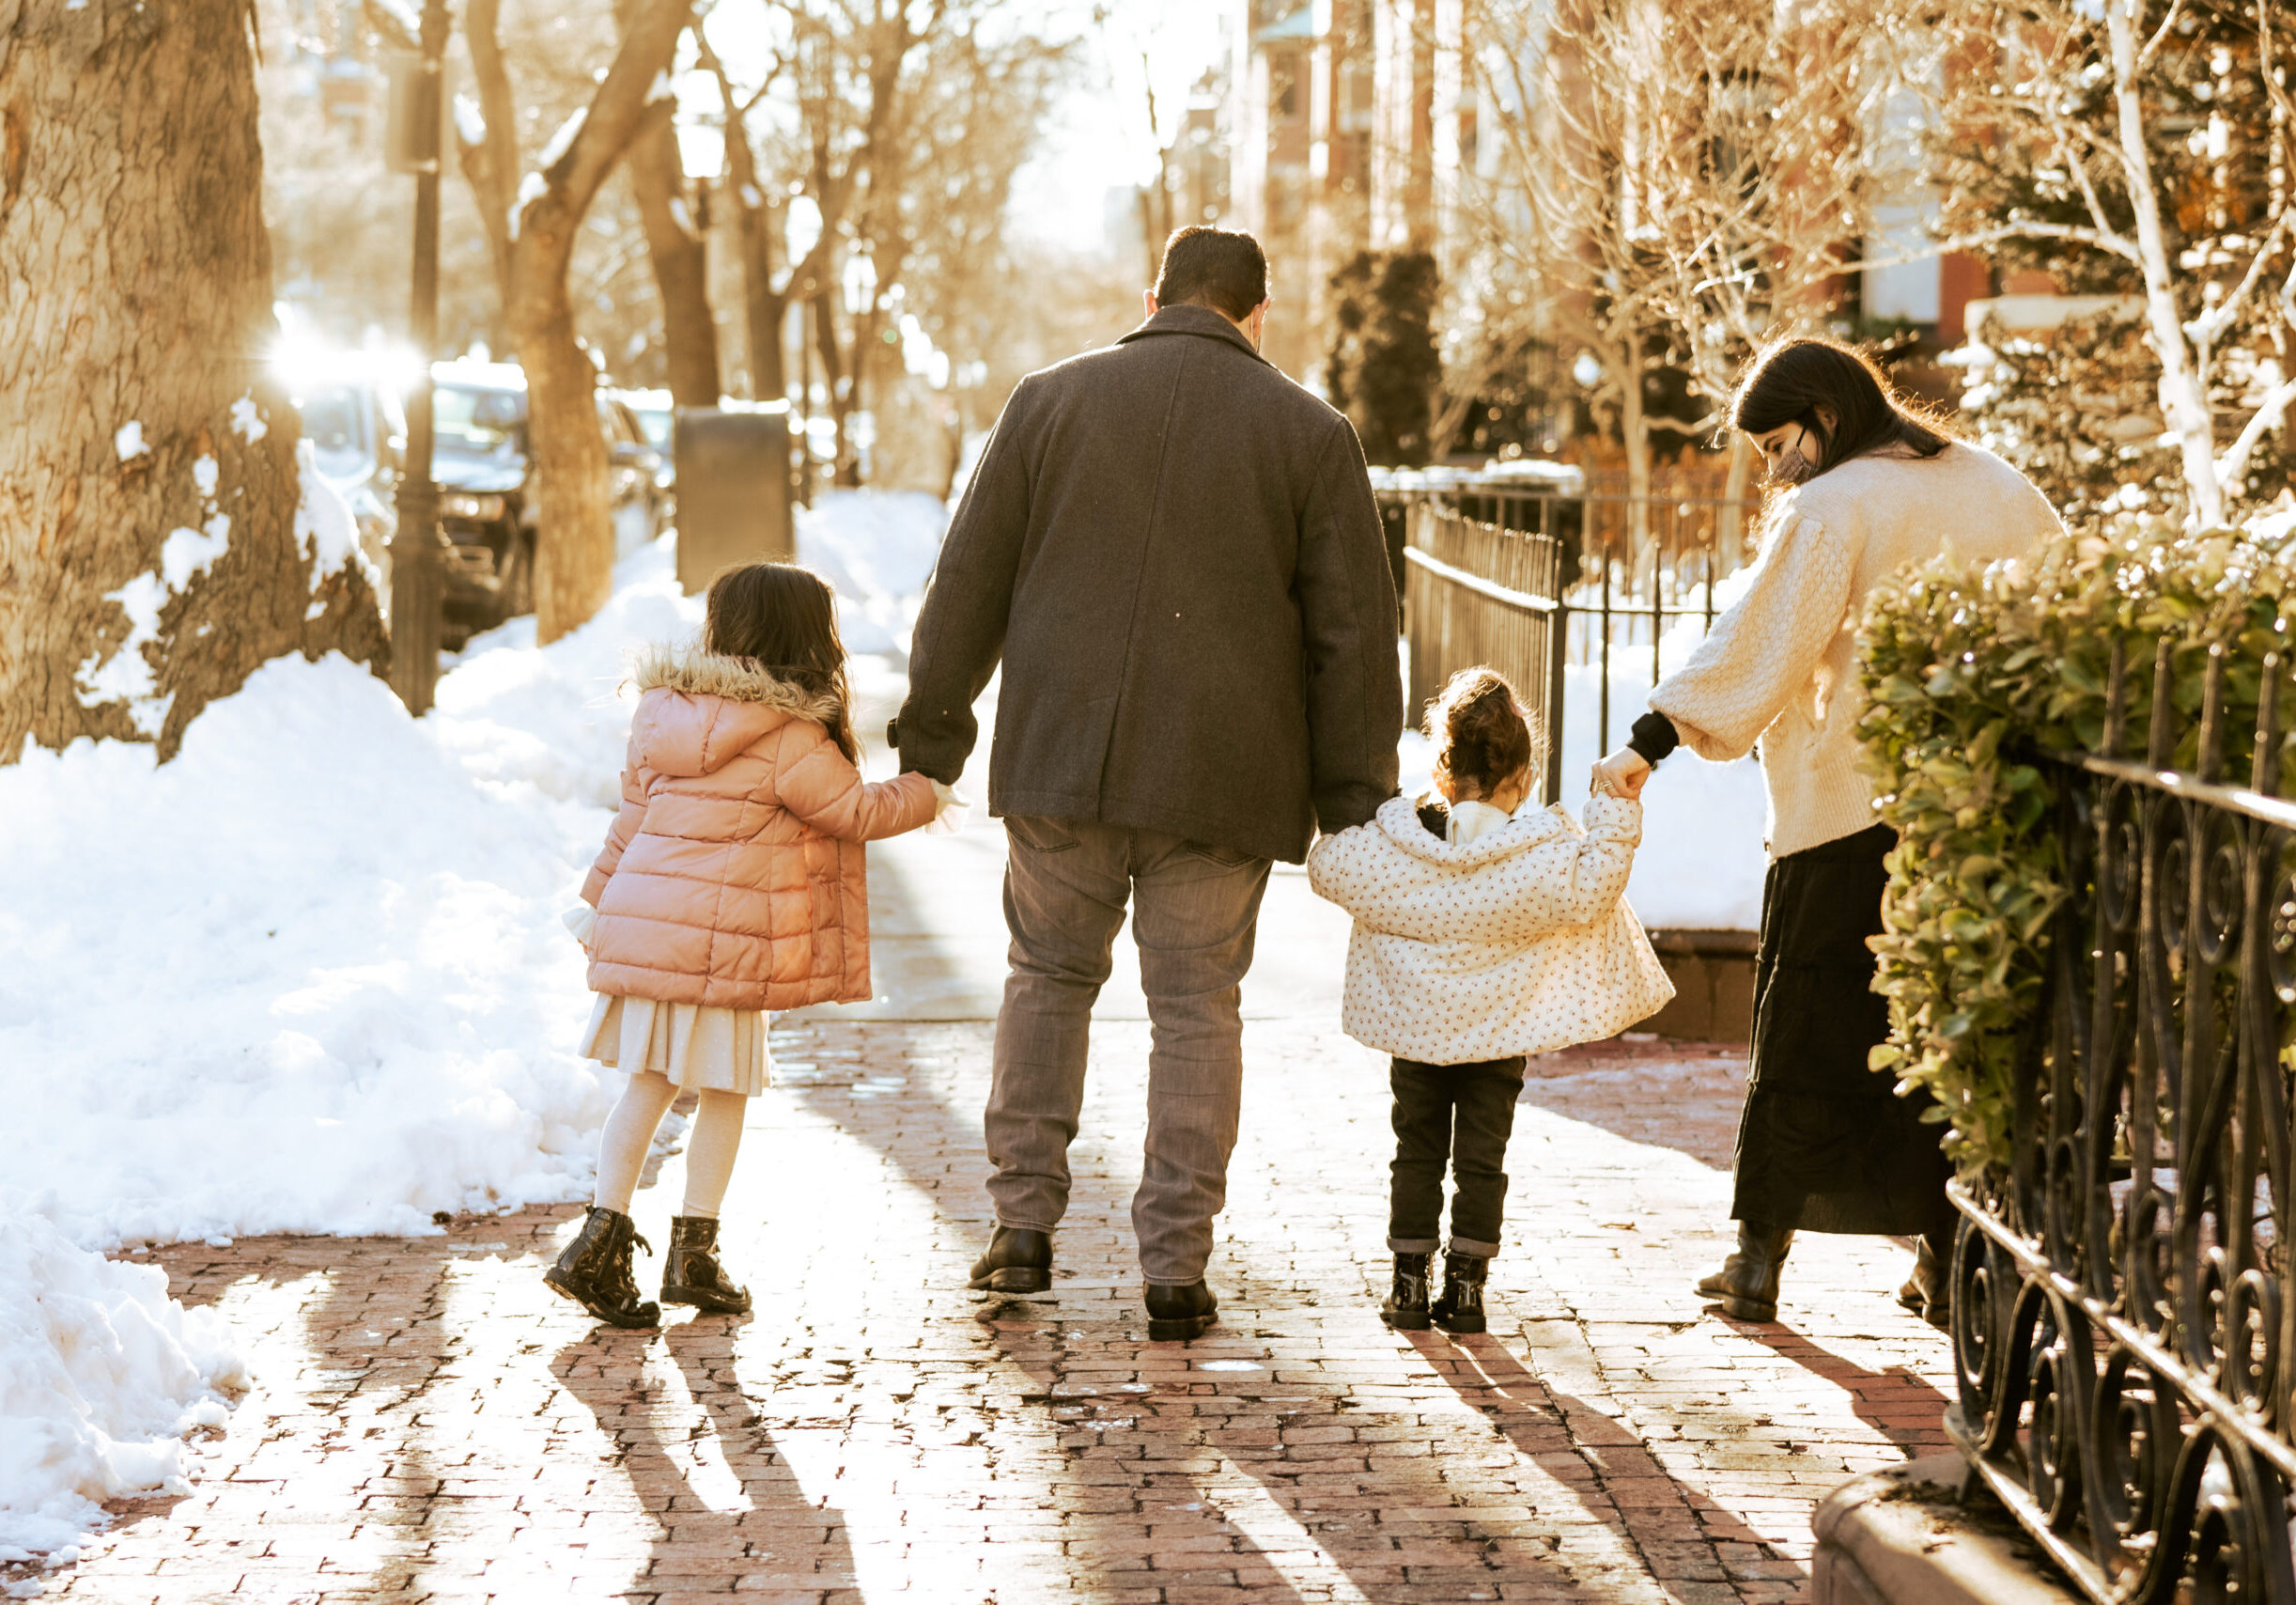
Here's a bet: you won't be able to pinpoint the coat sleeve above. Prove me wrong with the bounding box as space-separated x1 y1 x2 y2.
1296 419 1404 833
778 726 939 843
1305 824 1377 915
1646 510 1856 764
582 748 651 906
1488 797 1642 935
893 381 1035 785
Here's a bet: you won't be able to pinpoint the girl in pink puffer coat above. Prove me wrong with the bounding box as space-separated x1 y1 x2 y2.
545 562 950 1330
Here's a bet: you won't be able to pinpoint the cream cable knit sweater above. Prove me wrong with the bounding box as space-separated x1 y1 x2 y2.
1648 441 2063 860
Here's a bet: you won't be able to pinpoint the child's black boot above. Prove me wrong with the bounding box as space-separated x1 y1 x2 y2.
544 1205 660 1329
662 1215 752 1315
1381 1252 1433 1330
1431 1252 1489 1334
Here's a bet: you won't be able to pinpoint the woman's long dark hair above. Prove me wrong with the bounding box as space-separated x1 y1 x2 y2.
1731 337 1952 477
703 562 859 763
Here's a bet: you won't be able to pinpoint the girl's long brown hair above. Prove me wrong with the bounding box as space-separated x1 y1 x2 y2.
703 562 859 762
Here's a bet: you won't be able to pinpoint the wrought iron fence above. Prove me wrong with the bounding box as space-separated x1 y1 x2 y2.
1949 635 2296 1603
1388 478 1754 804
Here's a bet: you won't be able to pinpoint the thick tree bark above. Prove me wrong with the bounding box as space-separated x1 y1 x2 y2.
0 0 386 763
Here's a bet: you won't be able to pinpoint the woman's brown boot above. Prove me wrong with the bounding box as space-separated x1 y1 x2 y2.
661 1215 752 1314
543 1205 659 1329
1696 1222 1793 1322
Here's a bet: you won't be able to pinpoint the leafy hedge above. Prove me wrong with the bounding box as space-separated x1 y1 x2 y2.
1854 512 2296 1174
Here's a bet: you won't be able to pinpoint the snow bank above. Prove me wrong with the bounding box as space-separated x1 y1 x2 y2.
0 1212 245 1565
796 490 948 655
0 541 710 1255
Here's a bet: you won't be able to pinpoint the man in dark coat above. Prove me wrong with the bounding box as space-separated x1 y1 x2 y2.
893 226 1403 1340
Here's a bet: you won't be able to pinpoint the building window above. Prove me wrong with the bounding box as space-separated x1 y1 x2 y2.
1270 55 1301 121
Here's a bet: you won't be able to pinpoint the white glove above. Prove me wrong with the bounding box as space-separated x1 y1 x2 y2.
925 778 972 835
563 904 598 954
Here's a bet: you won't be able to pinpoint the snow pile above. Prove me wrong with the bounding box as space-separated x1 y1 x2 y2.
796 490 949 655
0 540 709 1254
0 1212 245 1564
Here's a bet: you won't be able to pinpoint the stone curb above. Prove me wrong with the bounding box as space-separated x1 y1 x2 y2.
1812 1452 2082 1605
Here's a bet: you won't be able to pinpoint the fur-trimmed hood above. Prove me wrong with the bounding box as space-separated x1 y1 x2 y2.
628 643 845 779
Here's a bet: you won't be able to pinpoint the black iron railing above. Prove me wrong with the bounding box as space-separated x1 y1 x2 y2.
1949 635 2296 1603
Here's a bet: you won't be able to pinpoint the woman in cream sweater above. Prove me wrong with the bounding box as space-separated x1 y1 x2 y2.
1593 339 2063 1328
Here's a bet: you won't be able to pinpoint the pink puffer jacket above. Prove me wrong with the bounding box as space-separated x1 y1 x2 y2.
582 646 937 1010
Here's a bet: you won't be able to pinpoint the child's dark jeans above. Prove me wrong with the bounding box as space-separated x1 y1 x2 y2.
1388 1055 1528 1256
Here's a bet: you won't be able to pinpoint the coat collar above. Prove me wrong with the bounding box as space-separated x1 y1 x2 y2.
630 643 844 724
1115 303 1272 366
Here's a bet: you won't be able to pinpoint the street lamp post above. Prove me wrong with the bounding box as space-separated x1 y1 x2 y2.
384 0 449 715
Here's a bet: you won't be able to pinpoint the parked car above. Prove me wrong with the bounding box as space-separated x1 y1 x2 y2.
290 367 412 611
427 363 667 641
597 391 671 556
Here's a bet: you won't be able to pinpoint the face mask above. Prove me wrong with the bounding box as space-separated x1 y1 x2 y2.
1769 447 1816 487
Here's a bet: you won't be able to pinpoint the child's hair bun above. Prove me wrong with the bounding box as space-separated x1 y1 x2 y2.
1425 667 1534 800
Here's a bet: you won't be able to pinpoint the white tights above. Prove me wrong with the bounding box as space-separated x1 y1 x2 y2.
593 1071 747 1219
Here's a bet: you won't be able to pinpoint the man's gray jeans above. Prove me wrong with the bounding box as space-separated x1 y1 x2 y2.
986 816 1272 1285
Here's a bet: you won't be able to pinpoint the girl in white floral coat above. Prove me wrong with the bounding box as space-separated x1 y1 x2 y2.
1309 667 1670 1333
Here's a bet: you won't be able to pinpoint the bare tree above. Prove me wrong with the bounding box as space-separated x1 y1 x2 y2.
1914 0 2296 527
706 0 1065 485
1468 0 1878 522
0 0 387 763
456 0 692 642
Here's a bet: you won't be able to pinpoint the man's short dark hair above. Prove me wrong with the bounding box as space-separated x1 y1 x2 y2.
1153 226 1268 321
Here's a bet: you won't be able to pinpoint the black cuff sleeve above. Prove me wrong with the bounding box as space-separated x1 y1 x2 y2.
1627 710 1680 766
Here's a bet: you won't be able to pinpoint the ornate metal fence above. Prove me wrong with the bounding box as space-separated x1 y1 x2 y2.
1949 636 2296 1603
1394 483 1752 806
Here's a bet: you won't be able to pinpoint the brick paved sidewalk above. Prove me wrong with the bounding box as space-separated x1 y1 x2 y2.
27 1023 1953 1604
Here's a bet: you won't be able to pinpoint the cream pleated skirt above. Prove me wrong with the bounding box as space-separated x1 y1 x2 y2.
579 994 769 1097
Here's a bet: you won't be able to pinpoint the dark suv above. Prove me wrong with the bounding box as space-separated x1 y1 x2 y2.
430 361 668 644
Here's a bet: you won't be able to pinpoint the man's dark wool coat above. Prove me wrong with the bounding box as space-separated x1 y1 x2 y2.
892 303 1403 865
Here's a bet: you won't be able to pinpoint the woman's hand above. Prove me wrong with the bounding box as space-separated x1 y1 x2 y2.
1591 747 1652 801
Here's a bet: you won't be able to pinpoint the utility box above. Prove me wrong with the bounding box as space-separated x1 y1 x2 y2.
675 403 795 596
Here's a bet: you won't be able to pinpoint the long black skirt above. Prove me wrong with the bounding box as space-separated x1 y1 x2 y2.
1730 822 1956 1237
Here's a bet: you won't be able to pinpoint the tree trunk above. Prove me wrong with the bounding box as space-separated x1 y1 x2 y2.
461 0 692 642
738 221 789 402
511 268 617 644
0 0 386 763
630 124 721 407
814 290 856 487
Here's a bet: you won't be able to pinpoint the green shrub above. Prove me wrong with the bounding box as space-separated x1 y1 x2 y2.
1854 511 2296 1175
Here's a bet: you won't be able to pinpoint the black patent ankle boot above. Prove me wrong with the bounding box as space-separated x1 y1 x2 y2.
1696 1221 1793 1322
1381 1253 1433 1330
662 1215 752 1315
1431 1253 1489 1334
543 1205 659 1329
